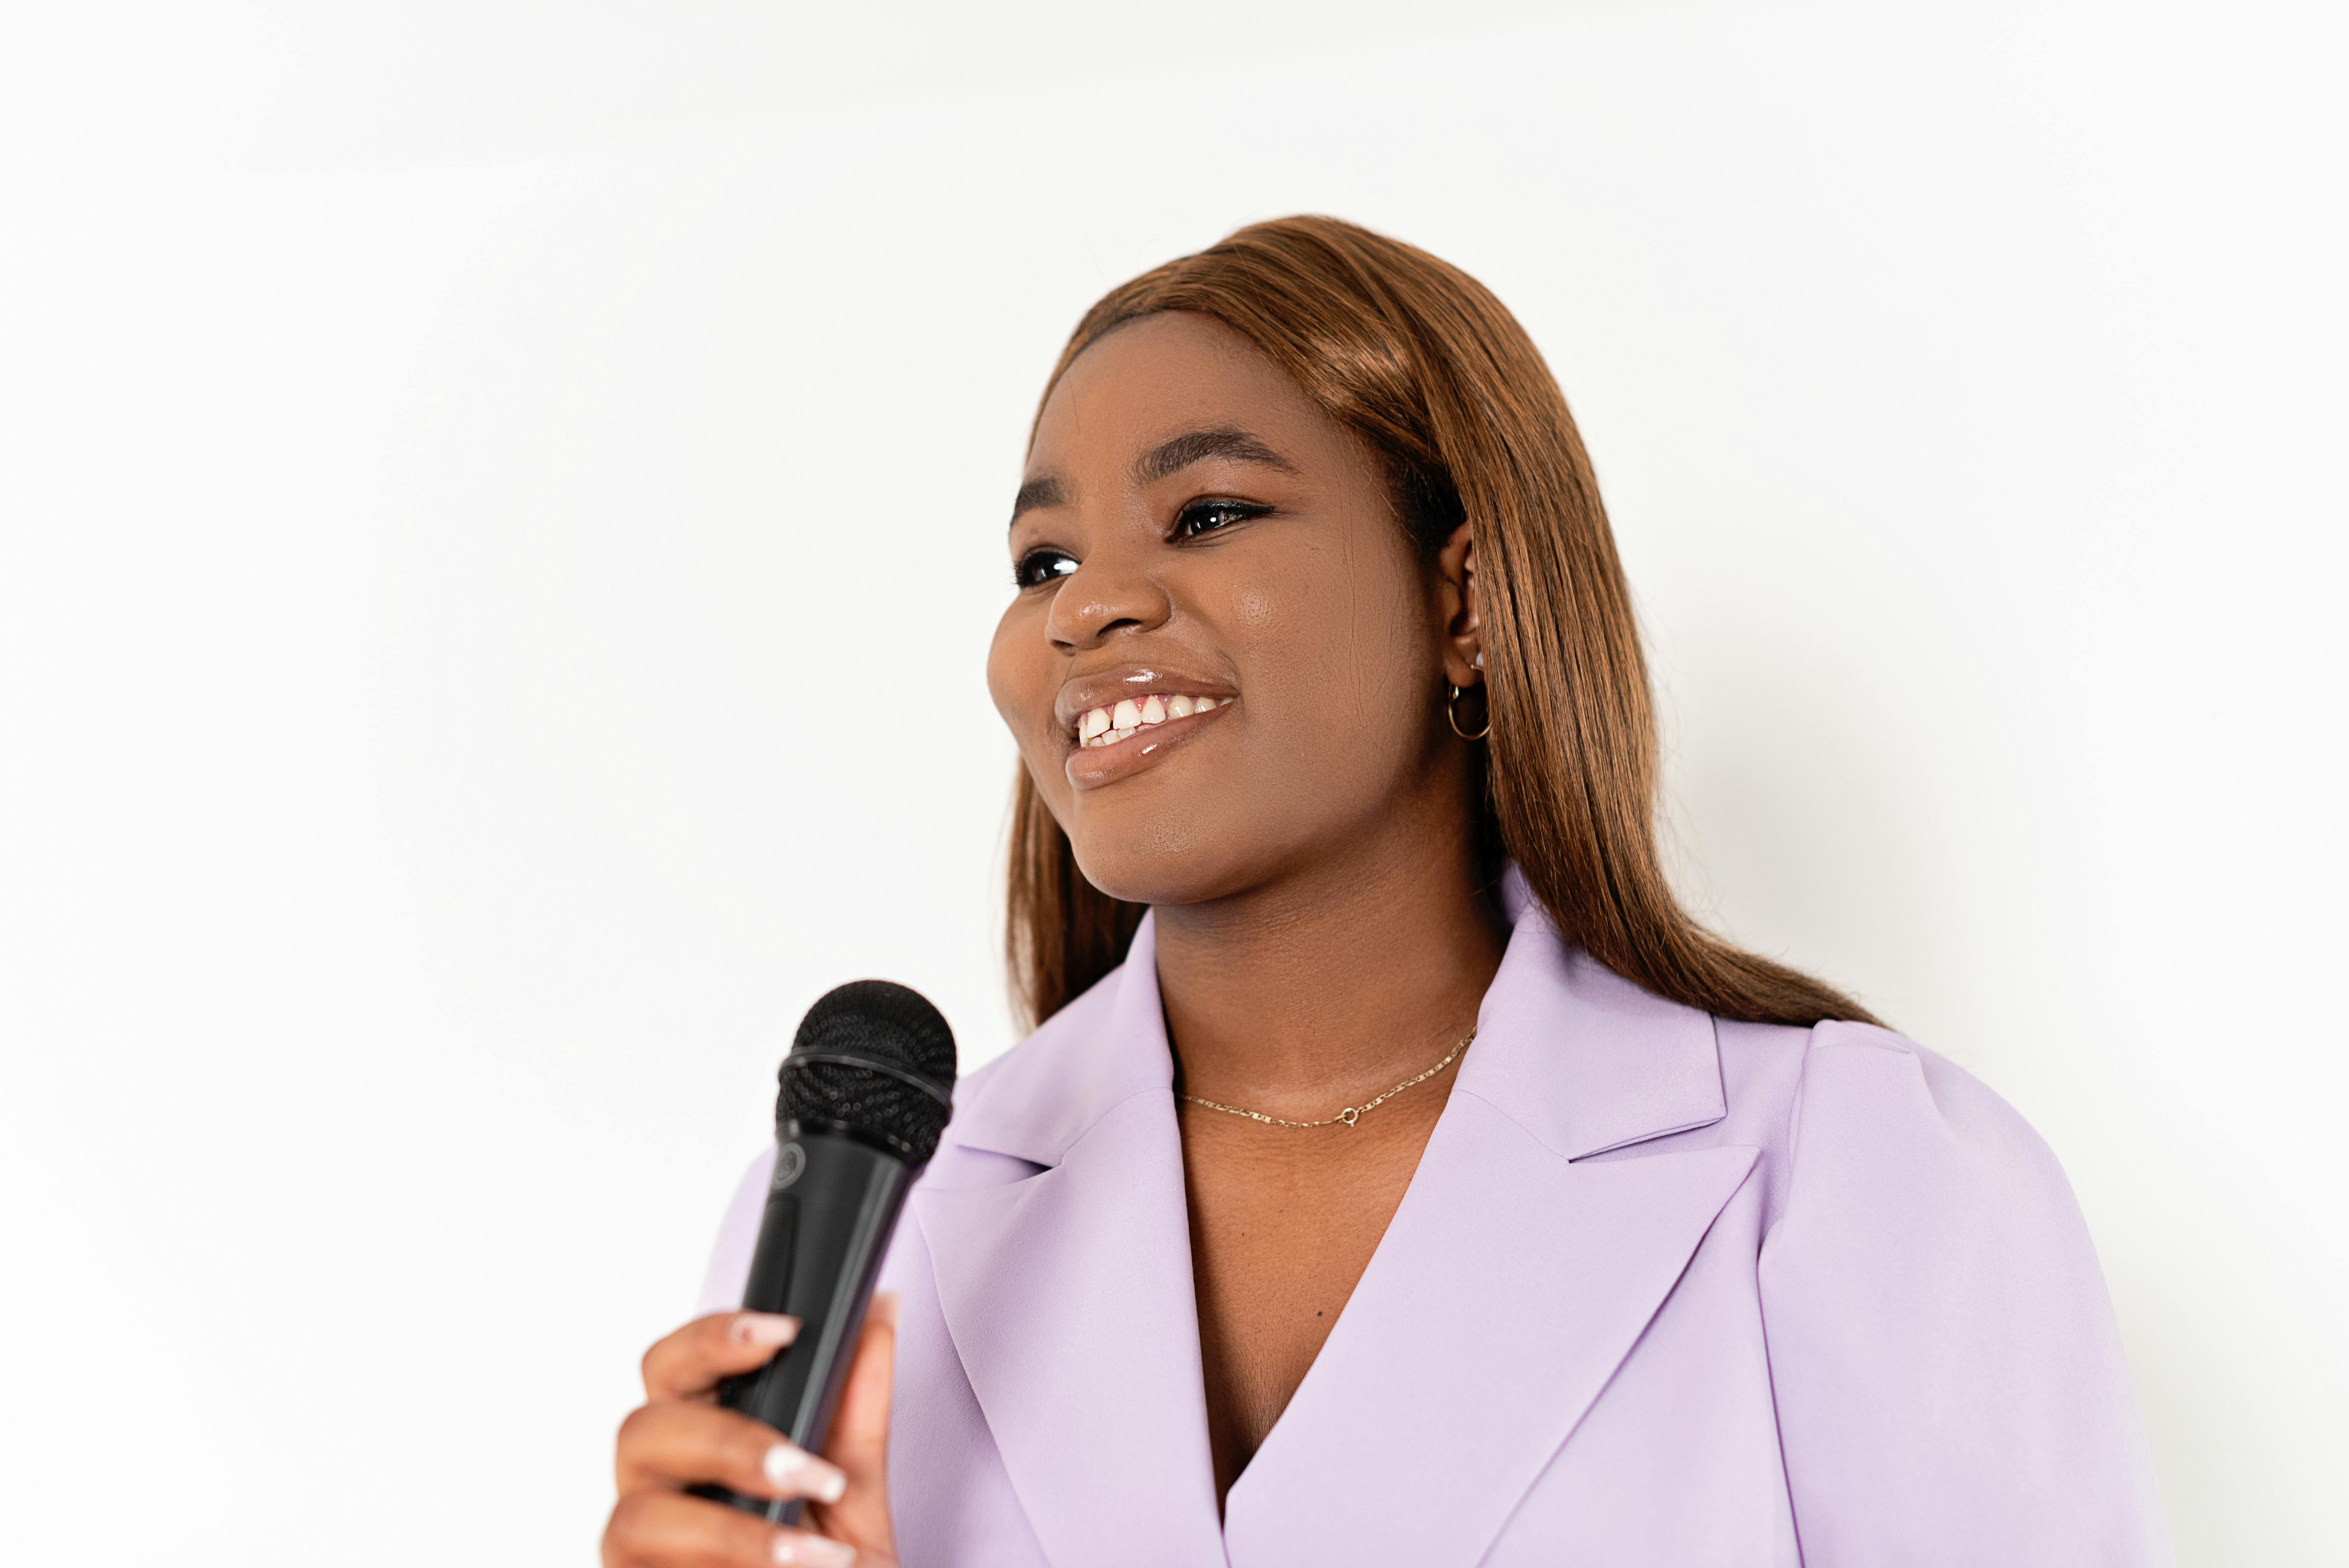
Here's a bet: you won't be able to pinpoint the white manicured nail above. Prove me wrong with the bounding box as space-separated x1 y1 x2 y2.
732 1313 799 1348
765 1443 848 1503
772 1534 856 1566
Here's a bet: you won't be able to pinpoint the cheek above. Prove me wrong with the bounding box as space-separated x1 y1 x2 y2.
984 607 1021 723
986 605 1049 741
1227 544 1430 758
987 602 1072 784
1233 578 1278 633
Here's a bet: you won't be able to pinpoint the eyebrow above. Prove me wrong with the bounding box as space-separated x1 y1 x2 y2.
1010 474 1064 526
1009 427 1297 531
1134 427 1298 486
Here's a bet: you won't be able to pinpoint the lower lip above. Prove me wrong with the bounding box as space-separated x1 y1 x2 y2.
1063 703 1232 791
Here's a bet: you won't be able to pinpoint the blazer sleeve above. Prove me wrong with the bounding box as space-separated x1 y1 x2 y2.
694 1145 776 1317
1756 1023 2171 1567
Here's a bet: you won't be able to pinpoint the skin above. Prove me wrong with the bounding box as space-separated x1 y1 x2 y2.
606 311 1499 1563
606 1306 896 1567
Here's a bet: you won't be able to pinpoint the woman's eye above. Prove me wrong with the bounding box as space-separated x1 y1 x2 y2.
1013 548 1079 589
1173 498 1269 540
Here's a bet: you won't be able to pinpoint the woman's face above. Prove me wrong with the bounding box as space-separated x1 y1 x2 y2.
988 311 1476 909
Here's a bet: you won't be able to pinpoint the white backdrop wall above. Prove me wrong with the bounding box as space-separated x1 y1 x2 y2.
3 2 2343 1563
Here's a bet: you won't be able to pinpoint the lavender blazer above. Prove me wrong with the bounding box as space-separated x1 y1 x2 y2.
700 886 2170 1566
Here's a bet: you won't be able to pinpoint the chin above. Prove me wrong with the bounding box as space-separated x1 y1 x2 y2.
1067 836 1204 910
1069 803 1330 910
1067 822 1253 909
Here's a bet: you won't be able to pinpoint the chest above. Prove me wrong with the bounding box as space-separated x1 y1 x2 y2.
1176 1104 1443 1490
889 1126 1792 1568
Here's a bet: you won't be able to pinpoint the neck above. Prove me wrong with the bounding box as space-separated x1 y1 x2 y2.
1151 815 1508 1118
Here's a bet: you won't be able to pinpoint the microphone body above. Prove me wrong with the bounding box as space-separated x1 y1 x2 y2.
697 980 956 1527
715 1127 915 1522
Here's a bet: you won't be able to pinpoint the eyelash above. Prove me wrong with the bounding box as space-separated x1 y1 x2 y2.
1171 497 1271 540
1011 498 1273 589
1012 549 1077 589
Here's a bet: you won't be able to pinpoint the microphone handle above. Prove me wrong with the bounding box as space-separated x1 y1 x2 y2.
696 1124 916 1526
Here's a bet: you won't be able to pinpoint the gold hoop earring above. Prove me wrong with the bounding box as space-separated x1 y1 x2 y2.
1447 684 1490 741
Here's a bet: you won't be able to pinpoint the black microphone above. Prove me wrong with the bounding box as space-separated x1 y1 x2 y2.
698 980 957 1525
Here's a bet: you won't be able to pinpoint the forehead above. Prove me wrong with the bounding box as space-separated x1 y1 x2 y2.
1027 312 1346 474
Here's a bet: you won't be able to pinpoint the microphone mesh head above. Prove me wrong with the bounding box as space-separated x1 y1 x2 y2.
777 980 958 1162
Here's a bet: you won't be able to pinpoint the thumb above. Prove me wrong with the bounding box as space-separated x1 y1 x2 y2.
813 1291 898 1549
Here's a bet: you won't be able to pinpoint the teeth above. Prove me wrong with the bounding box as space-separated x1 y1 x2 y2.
1076 693 1229 746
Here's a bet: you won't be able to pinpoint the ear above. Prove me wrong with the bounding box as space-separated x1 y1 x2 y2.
1432 522 1483 688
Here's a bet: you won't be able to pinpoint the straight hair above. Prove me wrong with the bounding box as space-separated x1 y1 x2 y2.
1006 216 1875 1032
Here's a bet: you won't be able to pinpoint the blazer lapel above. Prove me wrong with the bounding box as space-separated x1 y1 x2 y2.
912 916 1227 1568
1223 900 1755 1568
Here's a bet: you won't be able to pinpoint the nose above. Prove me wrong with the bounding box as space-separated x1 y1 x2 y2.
1044 543 1172 651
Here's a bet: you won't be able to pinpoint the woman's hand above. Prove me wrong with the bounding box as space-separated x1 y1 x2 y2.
604 1297 900 1568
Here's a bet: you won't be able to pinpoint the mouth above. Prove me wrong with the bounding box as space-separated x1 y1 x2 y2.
1070 691 1228 749
1055 678 1236 791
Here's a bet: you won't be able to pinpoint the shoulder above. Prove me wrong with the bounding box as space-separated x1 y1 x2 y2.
1744 1024 2167 1559
1745 1018 2093 1286
1710 1014 2054 1156
1779 1020 2064 1188
1701 1015 2064 1236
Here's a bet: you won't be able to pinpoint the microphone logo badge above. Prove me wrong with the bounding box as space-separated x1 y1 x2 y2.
770 1142 807 1192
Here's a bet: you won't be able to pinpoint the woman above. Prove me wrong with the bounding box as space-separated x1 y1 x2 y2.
604 218 2169 1567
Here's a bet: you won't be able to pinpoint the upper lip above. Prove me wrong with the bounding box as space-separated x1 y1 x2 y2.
1052 663 1236 738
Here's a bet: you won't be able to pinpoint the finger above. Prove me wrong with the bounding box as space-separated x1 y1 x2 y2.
807 1293 896 1551
604 1488 848 1568
642 1312 801 1402
822 1294 896 1490
616 1402 848 1505
769 1530 859 1567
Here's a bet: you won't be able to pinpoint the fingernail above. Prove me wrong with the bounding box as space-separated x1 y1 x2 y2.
867 1291 901 1329
771 1534 856 1567
732 1313 800 1348
764 1442 849 1504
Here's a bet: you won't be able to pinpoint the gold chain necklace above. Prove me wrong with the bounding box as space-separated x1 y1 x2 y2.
1179 1030 1475 1129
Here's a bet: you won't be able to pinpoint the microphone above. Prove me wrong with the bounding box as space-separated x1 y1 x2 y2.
699 980 957 1525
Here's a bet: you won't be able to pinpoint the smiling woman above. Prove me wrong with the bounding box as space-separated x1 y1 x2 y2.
607 218 2172 1568
995 227 1880 1036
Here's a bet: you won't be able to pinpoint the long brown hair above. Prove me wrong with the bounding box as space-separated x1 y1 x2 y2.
1006 216 1876 1031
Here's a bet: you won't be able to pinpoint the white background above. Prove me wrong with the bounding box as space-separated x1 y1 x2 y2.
2 2 2342 1563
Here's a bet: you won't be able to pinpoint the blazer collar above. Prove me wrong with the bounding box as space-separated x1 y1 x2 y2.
913 879 1744 1568
1462 866 1728 1160
945 869 1729 1175
945 909 1178 1169
912 911 1226 1568
1221 876 1748 1566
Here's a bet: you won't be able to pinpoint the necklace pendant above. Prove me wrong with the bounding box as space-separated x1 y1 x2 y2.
1337 1107 1361 1127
